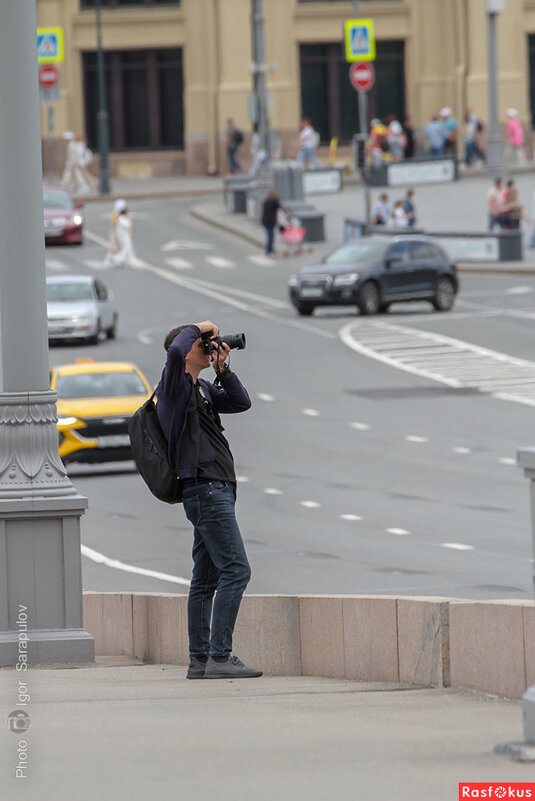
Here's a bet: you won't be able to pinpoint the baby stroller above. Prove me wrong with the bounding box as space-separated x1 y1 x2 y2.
279 210 307 257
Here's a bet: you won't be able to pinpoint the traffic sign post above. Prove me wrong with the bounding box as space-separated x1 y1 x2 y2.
349 62 375 93
38 64 61 180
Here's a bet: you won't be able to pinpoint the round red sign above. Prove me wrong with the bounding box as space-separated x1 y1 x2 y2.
349 62 375 93
38 64 60 90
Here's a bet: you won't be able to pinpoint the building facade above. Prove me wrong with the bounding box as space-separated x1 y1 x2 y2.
37 0 535 176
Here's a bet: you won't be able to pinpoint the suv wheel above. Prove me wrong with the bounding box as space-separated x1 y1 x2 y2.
294 302 315 316
357 281 380 315
432 277 455 311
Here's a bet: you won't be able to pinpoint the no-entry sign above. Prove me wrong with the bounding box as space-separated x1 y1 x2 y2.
38 63 60 90
349 62 375 93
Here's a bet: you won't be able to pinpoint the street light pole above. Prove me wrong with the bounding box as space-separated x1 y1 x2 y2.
486 0 505 178
0 0 93 666
96 0 110 194
251 0 270 158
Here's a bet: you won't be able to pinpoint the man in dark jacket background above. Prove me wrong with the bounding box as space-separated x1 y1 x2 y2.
261 189 282 256
156 320 262 680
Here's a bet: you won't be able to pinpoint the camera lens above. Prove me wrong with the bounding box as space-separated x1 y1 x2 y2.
219 333 246 350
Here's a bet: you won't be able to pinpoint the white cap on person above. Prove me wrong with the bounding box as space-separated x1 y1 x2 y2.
62 130 75 140
440 107 451 118
507 108 518 118
114 198 127 213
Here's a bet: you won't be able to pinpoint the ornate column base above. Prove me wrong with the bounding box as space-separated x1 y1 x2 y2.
0 392 94 666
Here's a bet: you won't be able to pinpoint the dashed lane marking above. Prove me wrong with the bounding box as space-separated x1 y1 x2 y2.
161 240 212 252
386 528 411 536
302 408 320 417
350 422 370 431
340 319 535 407
300 500 321 508
205 255 235 269
441 542 475 551
340 514 362 521
405 435 429 443
84 258 109 270
81 544 191 587
247 254 279 267
453 447 472 455
256 393 275 402
165 256 194 270
45 258 68 271
264 488 283 495
499 457 516 466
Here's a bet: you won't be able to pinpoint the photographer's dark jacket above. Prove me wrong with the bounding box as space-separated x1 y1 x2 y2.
156 326 251 480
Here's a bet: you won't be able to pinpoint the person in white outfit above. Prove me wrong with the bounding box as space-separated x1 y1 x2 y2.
248 123 268 177
61 131 84 194
296 117 321 169
76 136 97 194
104 199 137 267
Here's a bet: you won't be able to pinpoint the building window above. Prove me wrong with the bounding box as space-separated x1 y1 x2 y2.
300 40 405 143
529 35 535 127
82 49 184 150
81 1 179 8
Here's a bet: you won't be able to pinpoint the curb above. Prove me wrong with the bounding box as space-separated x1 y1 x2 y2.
74 187 222 204
190 204 264 250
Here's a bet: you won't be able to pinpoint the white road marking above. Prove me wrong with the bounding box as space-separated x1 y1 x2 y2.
507 286 532 295
192 277 288 309
84 229 109 248
453 447 472 455
302 408 320 417
236 475 250 483
205 255 235 269
45 258 68 271
499 457 516 466
350 422 370 431
247 254 278 267
81 544 191 587
300 500 321 508
264 488 283 495
386 528 410 536
340 514 362 521
256 393 275 402
339 319 535 407
165 257 194 270
405 435 429 443
84 258 109 270
441 542 475 551
161 240 212 252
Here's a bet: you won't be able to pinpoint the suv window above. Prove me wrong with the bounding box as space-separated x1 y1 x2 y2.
386 242 410 263
410 241 437 260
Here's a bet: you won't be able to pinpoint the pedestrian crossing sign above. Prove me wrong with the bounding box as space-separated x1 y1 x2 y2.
37 28 64 64
344 19 375 63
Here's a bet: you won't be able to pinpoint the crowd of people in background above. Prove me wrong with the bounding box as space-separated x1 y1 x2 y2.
486 176 524 231
370 189 417 229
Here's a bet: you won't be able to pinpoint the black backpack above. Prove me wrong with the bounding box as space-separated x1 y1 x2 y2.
233 129 244 146
128 392 183 504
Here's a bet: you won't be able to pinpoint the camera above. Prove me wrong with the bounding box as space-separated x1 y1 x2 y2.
201 332 246 355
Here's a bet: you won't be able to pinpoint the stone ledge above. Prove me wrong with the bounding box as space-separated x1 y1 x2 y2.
82 592 535 699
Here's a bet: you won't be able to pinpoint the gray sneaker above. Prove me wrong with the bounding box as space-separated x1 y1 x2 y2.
186 655 208 679
204 654 263 679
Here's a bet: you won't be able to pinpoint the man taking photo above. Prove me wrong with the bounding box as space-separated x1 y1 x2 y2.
156 320 262 680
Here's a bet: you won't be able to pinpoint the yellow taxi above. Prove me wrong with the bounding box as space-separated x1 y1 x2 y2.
50 359 153 465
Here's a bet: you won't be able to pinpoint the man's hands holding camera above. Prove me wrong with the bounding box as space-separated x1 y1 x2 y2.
194 321 229 374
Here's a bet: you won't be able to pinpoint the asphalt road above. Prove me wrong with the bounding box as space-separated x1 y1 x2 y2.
45 196 535 600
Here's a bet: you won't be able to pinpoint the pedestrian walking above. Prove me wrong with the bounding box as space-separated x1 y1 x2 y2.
76 135 97 193
425 116 446 158
506 109 526 166
296 117 321 169
500 179 522 230
440 107 459 156
387 120 406 162
225 118 243 175
403 188 417 227
155 319 262 680
370 193 391 226
392 200 409 228
61 131 84 194
103 199 137 267
403 115 417 159
487 177 503 231
463 111 483 167
369 119 390 168
261 189 285 255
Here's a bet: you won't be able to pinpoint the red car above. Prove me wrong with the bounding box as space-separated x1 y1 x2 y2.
44 185 84 246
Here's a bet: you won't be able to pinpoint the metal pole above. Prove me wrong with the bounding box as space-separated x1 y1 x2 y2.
486 9 505 178
46 102 55 182
251 0 270 157
0 0 92 667
353 0 371 224
96 0 110 194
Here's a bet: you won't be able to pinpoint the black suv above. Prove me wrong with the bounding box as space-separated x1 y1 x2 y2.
288 236 459 316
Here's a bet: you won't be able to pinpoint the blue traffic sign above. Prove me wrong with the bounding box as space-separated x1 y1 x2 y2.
344 19 376 63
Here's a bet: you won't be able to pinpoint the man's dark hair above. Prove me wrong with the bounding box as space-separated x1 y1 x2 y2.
164 325 194 352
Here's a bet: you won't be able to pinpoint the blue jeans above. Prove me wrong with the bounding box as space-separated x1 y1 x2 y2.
264 225 275 254
227 146 240 174
297 146 321 169
182 479 251 658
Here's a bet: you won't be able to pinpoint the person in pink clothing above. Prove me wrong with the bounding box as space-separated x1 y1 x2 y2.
506 109 526 165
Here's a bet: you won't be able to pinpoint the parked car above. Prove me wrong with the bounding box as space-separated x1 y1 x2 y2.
288 236 459 316
44 185 83 245
50 358 152 465
46 275 118 344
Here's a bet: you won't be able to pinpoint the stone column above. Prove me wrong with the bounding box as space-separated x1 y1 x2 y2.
0 0 93 666
516 447 535 743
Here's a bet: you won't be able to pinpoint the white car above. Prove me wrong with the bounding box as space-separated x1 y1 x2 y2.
46 275 118 344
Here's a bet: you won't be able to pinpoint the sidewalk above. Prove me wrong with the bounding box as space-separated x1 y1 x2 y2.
0 659 532 801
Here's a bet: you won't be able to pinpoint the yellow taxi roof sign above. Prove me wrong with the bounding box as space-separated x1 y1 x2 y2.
344 19 376 63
